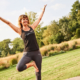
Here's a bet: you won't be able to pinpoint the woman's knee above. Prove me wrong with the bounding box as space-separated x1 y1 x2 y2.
16 66 22 72
16 65 27 72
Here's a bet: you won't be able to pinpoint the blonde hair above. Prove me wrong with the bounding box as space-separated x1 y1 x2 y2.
18 14 30 29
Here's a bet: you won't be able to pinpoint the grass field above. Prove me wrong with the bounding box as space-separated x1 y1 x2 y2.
0 48 80 80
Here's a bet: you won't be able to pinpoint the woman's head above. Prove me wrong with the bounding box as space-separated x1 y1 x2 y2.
18 14 30 29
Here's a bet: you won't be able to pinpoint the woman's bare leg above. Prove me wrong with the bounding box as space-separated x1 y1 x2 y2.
26 61 39 72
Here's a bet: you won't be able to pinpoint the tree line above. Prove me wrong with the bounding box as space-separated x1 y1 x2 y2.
0 0 80 57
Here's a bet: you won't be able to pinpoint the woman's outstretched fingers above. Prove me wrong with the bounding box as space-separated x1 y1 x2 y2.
44 4 47 9
44 4 47 7
42 4 47 11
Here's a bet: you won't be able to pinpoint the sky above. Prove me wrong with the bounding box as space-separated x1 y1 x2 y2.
0 0 80 41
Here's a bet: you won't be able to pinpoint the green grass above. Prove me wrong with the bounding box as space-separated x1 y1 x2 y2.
0 49 80 80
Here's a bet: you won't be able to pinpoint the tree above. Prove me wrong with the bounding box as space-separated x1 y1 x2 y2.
59 17 71 41
69 0 80 38
11 38 24 54
71 0 80 20
76 28 80 38
0 39 11 57
55 31 64 43
42 20 59 45
34 23 44 47
25 11 37 24
77 10 80 26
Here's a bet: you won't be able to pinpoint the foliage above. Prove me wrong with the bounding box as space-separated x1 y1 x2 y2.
34 24 44 47
60 43 69 51
76 28 80 38
55 31 64 43
25 11 37 25
48 51 54 56
42 20 59 44
71 35 77 40
0 39 11 57
41 49 48 56
69 0 80 37
11 38 24 53
0 62 9 71
9 58 17 66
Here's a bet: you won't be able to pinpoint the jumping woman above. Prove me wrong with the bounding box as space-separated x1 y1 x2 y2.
0 5 47 80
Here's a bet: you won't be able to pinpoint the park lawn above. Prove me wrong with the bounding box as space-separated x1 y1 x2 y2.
0 48 80 80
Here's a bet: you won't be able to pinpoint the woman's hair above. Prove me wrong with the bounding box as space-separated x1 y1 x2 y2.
18 14 30 29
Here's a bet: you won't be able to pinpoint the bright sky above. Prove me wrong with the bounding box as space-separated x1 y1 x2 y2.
0 0 79 41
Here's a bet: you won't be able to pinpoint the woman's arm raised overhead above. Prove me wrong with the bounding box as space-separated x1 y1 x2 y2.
0 17 21 35
31 4 47 30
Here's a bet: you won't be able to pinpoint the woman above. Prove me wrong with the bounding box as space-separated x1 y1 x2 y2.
0 5 47 80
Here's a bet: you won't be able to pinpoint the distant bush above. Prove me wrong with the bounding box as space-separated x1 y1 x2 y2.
76 45 80 49
71 41 77 49
72 44 76 49
42 37 49 45
16 55 19 61
48 51 54 56
47 46 55 51
48 35 54 44
55 46 57 49
55 32 64 43
50 46 55 50
16 51 21 54
9 58 17 66
59 50 65 53
69 48 73 51
74 41 77 45
0 65 5 71
41 49 48 56
65 43 69 48
71 35 77 40
49 51 59 56
60 43 69 50
47 47 51 51
76 28 80 38
0 63 9 71
47 50 66 57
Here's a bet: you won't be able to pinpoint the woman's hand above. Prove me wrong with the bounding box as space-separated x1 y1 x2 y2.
42 4 47 11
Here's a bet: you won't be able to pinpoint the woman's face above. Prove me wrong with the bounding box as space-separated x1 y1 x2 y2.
21 17 29 26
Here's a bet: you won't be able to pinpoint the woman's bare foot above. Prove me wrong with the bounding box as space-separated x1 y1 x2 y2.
32 61 39 72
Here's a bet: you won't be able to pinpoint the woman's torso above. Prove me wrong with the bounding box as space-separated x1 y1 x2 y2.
21 26 39 52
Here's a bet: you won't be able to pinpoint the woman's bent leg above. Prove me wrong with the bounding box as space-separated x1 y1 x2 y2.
16 53 32 72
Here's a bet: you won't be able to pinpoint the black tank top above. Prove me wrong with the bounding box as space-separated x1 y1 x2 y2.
21 26 39 52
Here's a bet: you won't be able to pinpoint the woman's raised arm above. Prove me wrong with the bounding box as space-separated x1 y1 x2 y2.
31 4 47 30
0 17 21 35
